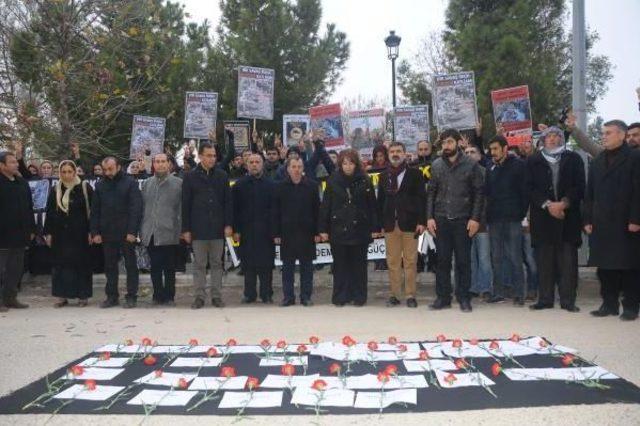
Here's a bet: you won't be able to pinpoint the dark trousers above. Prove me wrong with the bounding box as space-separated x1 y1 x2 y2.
536 242 578 307
103 241 139 301
331 243 368 305
281 259 313 303
596 268 640 314
489 221 525 298
434 218 471 303
147 240 177 303
0 248 25 302
244 266 273 301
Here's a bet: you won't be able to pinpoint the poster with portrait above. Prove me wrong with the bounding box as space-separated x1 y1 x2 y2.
28 180 50 211
237 66 275 120
223 120 250 151
347 108 386 160
129 115 165 159
491 85 533 145
394 105 430 153
183 92 218 139
309 103 345 150
433 71 478 131
282 114 310 147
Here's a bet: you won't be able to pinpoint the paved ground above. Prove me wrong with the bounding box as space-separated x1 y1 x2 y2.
1 267 638 425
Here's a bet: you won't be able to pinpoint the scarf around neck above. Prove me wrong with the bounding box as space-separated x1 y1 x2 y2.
541 145 565 164
387 161 407 193
56 176 82 214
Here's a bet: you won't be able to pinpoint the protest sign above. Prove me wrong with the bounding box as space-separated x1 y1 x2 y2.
309 103 345 149
130 115 165 159
224 120 251 151
491 85 533 145
394 105 430 153
237 66 275 120
433 71 478 131
183 92 218 139
347 108 386 160
28 180 50 211
282 114 310 147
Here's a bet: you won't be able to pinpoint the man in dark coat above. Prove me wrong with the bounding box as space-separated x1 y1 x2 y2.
90 156 143 309
584 120 640 321
182 142 233 309
233 153 276 304
0 151 35 311
377 142 427 308
526 127 585 312
272 157 320 306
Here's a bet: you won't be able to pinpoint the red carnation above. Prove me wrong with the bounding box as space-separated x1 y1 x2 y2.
226 338 237 347
207 347 218 358
491 362 502 377
329 363 341 375
70 365 84 376
125 339 134 346
141 337 152 346
276 340 287 350
397 344 408 353
489 340 500 350
99 352 111 361
281 363 295 376
246 376 260 391
388 336 398 345
260 339 271 348
561 354 575 366
143 355 157 366
311 379 328 391
342 336 356 347
367 341 379 351
384 364 398 376
178 378 189 389
220 366 237 378
189 338 199 346
296 344 308 354
469 338 479 346
444 373 457 385
509 333 521 343
154 369 163 378
377 371 390 383
454 358 468 370
436 334 447 343
84 379 97 391
419 350 429 360
309 336 320 345
452 339 463 348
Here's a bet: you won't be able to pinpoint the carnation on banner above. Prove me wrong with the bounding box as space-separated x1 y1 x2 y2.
433 71 478 131
129 115 165 159
237 66 275 120
183 92 218 140
309 103 345 150
282 115 310 147
491 85 533 146
347 108 386 160
394 105 430 153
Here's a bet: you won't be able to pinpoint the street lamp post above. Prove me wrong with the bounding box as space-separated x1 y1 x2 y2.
384 30 401 140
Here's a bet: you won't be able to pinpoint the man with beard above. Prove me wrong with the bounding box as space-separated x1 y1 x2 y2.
264 147 282 179
426 130 484 312
377 142 426 308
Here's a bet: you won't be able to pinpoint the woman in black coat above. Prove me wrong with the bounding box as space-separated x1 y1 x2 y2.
44 161 93 307
319 149 378 306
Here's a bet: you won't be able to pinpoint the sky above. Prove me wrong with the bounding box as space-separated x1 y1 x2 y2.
181 0 640 125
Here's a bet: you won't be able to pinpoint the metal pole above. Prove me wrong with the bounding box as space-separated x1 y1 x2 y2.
391 57 397 140
572 0 586 132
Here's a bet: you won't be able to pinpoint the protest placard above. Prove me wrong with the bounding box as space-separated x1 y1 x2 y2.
347 108 386 160
309 103 345 149
224 120 251 151
433 71 478 131
237 66 275 120
394 105 430 153
183 92 218 139
129 115 165 159
282 114 310 147
491 85 533 145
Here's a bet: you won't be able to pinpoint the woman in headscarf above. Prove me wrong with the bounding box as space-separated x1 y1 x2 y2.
44 160 94 307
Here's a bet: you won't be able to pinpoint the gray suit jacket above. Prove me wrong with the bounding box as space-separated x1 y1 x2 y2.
141 174 182 246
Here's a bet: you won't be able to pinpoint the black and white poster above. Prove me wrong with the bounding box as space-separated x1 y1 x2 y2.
237 66 275 120
129 115 166 159
433 71 478 131
184 92 218 140
394 105 430 153
224 120 251 151
282 115 310 147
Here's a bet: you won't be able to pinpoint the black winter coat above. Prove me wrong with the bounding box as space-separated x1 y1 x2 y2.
486 154 528 223
377 166 427 232
90 171 143 242
232 174 276 267
272 176 320 261
526 150 585 247
584 144 640 269
319 171 378 245
0 174 35 249
182 164 233 240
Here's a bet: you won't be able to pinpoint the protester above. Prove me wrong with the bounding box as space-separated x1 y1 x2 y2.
367 144 389 173
485 135 528 306
274 131 335 181
584 120 640 321
264 146 282 179
272 157 320 307
526 127 585 312
44 160 93 307
40 160 54 179
377 142 426 308
232 153 276 304
92 164 103 179
627 123 640 149
0 151 35 311
464 145 492 300
140 154 182 306
426 130 484 312
319 149 378 307
90 156 143 309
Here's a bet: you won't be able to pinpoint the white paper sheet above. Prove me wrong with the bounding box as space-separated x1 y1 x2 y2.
218 391 283 408
127 389 198 406
516 336 577 355
418 342 446 358
435 370 495 388
133 372 197 387
403 359 458 372
78 357 129 368
346 374 428 389
354 389 417 409
188 376 249 391
260 374 320 389
503 367 618 381
54 384 125 401
94 344 146 354
259 356 308 367
63 367 124 381
290 387 355 407
169 357 223 368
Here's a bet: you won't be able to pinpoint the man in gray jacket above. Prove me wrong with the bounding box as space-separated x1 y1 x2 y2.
141 153 182 306
426 129 484 312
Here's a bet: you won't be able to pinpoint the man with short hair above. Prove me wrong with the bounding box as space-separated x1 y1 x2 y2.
0 151 35 311
584 120 640 321
378 142 427 308
627 123 640 149
264 147 282 179
182 142 233 309
426 130 484 312
141 153 182 306
485 136 528 306
91 156 143 308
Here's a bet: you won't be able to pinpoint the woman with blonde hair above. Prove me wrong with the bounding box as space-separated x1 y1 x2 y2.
44 160 93 307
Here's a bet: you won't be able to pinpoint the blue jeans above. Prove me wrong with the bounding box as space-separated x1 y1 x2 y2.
522 233 538 292
489 221 525 299
281 260 313 303
469 232 493 294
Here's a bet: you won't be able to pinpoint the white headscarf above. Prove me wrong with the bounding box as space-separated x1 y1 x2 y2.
56 160 81 214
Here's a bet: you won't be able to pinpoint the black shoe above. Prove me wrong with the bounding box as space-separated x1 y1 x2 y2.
429 298 451 310
123 298 137 309
386 296 401 307
406 298 418 308
460 300 472 312
468 291 479 299
151 299 163 306
280 299 295 307
561 304 580 313
529 302 554 310
353 301 366 307
164 300 176 307
211 298 225 308
334 302 345 307
590 304 619 317
620 311 639 321
262 297 273 304
301 299 314 307
191 298 205 309
241 297 256 304
513 297 525 306
100 298 119 309
5 299 29 309
487 295 505 304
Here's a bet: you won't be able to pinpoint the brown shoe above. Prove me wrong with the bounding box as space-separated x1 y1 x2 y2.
5 299 29 309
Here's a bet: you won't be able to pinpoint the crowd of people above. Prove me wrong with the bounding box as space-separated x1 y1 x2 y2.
0 111 639 321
